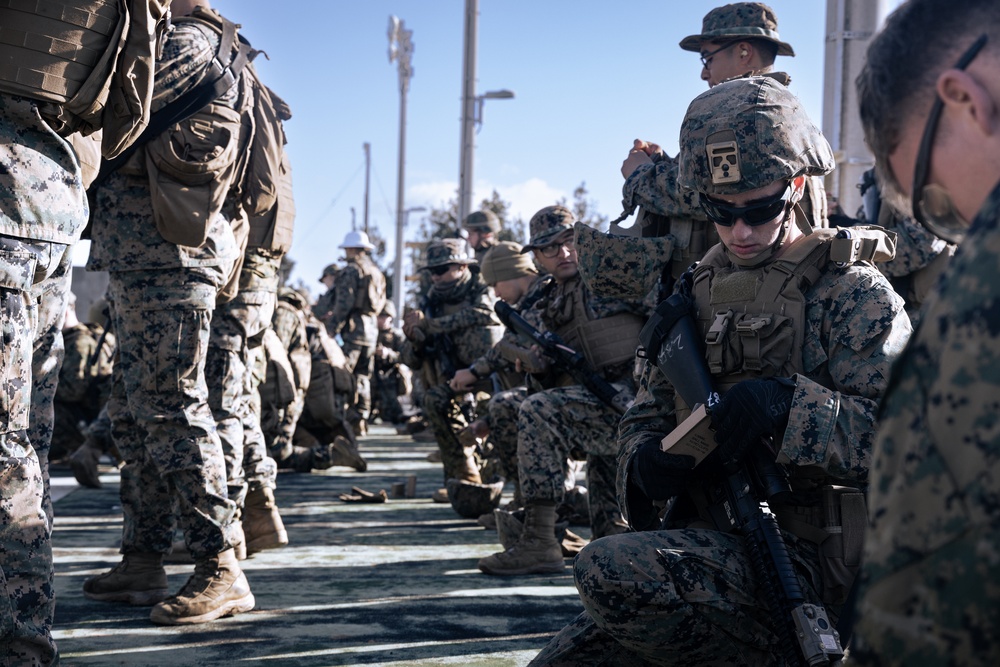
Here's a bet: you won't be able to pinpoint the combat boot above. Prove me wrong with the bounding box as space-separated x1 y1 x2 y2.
328 435 368 472
166 523 247 563
69 442 103 489
243 487 289 555
149 549 255 625
83 551 170 605
478 502 565 576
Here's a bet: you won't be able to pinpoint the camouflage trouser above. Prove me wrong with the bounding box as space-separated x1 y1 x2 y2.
206 249 281 504
373 367 410 424
342 342 373 422
485 388 526 495
107 265 240 559
423 381 491 482
533 528 828 666
0 237 68 666
517 384 628 539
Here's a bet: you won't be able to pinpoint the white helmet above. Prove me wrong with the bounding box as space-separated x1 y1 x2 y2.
339 230 376 251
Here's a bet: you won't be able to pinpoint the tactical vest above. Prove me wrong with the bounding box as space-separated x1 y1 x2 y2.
679 227 894 419
0 0 169 157
352 256 387 316
547 281 645 382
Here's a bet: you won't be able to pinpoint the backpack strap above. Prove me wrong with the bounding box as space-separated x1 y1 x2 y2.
87 11 253 196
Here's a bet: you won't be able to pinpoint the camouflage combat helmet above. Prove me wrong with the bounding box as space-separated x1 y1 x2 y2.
679 2 795 56
320 263 340 280
380 300 397 319
420 237 477 270
462 209 501 233
678 76 833 198
479 241 538 286
521 205 575 253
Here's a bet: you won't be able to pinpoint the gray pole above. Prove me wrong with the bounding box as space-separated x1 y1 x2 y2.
363 142 371 235
822 0 891 217
457 0 478 226
389 17 414 319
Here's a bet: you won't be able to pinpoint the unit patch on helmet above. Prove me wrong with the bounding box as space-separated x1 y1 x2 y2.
707 130 741 185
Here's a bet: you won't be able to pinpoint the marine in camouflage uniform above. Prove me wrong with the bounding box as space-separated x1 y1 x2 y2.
313 230 386 433
0 0 166 660
849 4 1000 664
51 297 115 462
372 301 412 425
400 238 503 498
478 206 650 577
532 77 912 666
462 209 502 264
448 241 547 513
578 2 827 303
262 287 312 466
83 4 256 625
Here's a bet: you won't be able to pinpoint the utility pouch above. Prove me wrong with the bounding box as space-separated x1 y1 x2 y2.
145 103 243 246
818 485 867 606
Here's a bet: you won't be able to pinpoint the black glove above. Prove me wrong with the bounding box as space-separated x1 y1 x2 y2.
711 378 795 468
629 437 696 501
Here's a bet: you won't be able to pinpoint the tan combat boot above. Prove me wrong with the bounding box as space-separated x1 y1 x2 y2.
69 442 104 488
83 551 170 605
243 487 289 555
477 502 566 576
328 435 368 472
149 549 255 625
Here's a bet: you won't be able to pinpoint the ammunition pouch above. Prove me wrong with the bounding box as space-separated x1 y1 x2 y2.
772 486 866 607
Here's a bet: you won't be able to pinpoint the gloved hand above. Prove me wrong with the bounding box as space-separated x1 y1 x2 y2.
711 378 795 468
629 437 696 501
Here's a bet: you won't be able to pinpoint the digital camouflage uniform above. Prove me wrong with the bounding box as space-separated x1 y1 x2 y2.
51 321 115 460
262 288 312 466
463 209 501 264
313 245 386 428
0 92 84 667
401 240 503 484
533 77 912 667
849 182 1000 666
86 18 246 565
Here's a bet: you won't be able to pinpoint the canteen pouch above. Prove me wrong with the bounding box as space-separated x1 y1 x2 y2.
818 485 867 606
145 103 243 247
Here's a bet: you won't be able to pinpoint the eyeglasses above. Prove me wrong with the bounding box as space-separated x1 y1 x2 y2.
537 235 574 258
911 34 988 244
427 263 458 276
700 41 737 69
700 184 793 227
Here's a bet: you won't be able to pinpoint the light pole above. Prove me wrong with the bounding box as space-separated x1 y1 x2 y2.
394 206 425 317
388 16 414 319
457 0 513 225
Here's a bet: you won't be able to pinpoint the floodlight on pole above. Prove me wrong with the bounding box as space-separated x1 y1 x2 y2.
474 89 515 132
389 15 415 316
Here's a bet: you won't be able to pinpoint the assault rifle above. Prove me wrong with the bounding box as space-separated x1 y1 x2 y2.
494 301 633 415
640 294 844 667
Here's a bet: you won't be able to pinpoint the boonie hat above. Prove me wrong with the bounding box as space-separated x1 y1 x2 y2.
421 238 477 270
521 206 575 253
679 3 795 57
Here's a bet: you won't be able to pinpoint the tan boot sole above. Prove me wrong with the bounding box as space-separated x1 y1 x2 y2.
149 591 256 625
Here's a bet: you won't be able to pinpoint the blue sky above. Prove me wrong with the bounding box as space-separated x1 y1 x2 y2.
77 1 893 294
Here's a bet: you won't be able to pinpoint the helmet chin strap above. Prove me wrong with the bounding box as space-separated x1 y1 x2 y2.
726 204 796 269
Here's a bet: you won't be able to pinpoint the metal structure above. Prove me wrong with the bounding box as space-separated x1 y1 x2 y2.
388 15 415 320
822 0 892 217
457 0 513 225
363 142 371 234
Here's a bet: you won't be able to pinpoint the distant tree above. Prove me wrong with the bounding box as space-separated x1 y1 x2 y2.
559 181 608 232
366 223 388 263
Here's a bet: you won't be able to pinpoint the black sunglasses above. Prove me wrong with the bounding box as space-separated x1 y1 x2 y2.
700 184 793 227
911 34 988 243
427 263 457 276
